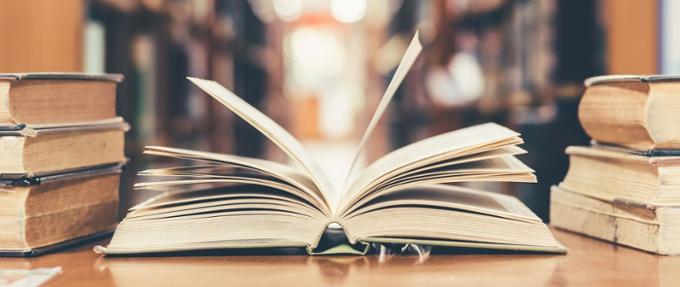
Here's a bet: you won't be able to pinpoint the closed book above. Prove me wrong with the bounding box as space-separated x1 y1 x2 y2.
0 73 122 128
579 75 680 151
0 119 128 178
551 186 680 255
0 166 121 256
559 145 680 206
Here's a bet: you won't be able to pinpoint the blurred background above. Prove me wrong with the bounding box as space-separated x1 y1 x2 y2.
0 0 671 221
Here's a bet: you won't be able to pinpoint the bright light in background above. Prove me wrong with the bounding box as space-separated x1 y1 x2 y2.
319 84 361 139
273 0 303 22
283 26 361 140
330 0 367 23
285 27 346 91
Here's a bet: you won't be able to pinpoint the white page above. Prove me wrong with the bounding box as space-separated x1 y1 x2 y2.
142 146 325 206
344 31 423 191
187 78 335 209
340 123 521 213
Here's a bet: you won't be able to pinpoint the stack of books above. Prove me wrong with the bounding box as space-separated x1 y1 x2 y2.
551 75 680 255
0 73 127 256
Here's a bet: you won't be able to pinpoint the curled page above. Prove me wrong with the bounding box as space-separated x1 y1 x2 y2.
187 78 334 208
343 31 423 192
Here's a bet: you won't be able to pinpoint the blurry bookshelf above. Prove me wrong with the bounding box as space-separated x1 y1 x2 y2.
85 0 281 212
371 0 622 220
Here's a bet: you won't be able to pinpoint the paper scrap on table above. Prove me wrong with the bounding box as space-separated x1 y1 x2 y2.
0 267 61 287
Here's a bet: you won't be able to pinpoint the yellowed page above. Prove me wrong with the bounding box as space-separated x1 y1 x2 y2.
345 184 541 221
340 123 521 213
134 178 316 204
344 174 536 218
343 31 423 190
380 145 526 182
126 200 322 221
130 187 308 212
187 77 335 210
370 155 535 193
142 146 323 202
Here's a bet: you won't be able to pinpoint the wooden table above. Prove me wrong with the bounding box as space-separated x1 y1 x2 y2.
1 228 678 287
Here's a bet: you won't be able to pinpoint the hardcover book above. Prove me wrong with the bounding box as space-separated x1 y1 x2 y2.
0 73 122 128
551 186 680 255
560 145 680 206
580 75 680 151
0 166 121 256
97 33 564 255
0 119 128 178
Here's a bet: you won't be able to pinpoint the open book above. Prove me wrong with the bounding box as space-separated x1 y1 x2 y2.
96 32 565 255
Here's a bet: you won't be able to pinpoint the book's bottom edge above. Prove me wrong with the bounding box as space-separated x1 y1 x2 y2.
98 239 567 257
99 244 311 257
0 230 113 257
359 237 567 254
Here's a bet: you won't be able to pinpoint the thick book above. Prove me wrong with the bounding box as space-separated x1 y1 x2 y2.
0 73 123 128
0 166 121 256
0 119 128 178
580 75 680 151
96 33 565 255
551 186 680 255
559 145 680 206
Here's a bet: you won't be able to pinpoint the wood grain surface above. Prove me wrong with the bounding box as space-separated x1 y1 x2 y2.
0 228 678 287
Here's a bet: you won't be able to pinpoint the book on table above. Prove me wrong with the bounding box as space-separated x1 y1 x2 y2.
0 153 122 257
97 32 565 255
0 73 127 256
551 186 680 255
553 141 680 255
0 73 128 179
552 74 680 255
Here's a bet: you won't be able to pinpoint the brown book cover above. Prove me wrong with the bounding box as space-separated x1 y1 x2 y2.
0 165 122 257
0 73 124 129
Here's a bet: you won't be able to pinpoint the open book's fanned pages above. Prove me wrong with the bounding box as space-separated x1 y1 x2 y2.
97 32 564 256
135 146 330 216
344 31 423 188
186 77 334 213
341 185 564 253
338 122 534 216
